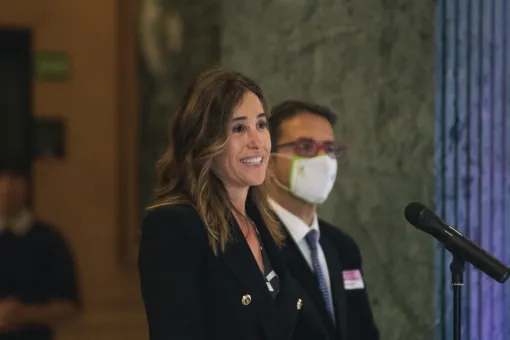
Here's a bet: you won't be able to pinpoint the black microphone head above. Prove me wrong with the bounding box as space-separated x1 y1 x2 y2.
404 202 428 226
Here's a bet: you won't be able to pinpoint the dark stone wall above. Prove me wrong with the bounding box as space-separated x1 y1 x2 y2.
138 1 435 338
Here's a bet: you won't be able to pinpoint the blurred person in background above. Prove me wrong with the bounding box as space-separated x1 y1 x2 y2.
267 100 379 340
138 69 328 340
0 162 80 340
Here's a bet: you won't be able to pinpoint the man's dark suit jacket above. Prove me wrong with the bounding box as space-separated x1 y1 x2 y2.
138 202 329 340
281 218 379 340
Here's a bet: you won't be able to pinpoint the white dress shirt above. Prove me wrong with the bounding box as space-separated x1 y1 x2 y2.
268 198 333 307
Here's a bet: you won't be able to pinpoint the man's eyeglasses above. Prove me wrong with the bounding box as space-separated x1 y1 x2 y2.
275 138 347 159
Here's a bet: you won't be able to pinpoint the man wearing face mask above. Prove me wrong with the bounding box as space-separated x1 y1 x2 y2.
267 100 379 340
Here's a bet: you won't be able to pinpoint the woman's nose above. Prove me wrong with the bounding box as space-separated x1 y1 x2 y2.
247 129 262 148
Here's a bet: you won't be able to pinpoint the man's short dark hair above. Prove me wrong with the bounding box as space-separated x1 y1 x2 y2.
268 100 337 151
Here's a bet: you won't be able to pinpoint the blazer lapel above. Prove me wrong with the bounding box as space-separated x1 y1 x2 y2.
282 232 338 334
219 215 277 340
282 234 324 305
247 204 299 339
320 235 348 340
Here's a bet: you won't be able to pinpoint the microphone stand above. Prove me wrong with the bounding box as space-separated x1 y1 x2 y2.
449 254 465 340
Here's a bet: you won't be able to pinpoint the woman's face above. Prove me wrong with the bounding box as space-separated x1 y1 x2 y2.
212 91 271 191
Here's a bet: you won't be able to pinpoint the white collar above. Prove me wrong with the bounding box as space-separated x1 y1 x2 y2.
0 209 33 236
268 197 320 244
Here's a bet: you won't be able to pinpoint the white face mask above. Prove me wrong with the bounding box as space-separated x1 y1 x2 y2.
272 154 337 204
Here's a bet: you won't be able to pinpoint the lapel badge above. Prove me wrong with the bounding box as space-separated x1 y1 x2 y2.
297 298 303 310
242 294 252 306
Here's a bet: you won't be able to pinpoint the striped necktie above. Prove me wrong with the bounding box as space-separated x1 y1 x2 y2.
305 229 335 323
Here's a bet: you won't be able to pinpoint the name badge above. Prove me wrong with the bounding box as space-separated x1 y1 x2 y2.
343 269 365 290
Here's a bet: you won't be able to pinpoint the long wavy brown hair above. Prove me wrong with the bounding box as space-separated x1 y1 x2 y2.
148 68 284 255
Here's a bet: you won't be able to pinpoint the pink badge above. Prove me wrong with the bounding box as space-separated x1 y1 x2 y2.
342 269 365 290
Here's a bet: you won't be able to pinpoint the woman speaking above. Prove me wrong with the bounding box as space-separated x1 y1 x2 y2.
137 69 321 340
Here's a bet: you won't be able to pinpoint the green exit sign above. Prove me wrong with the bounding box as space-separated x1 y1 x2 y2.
34 52 71 81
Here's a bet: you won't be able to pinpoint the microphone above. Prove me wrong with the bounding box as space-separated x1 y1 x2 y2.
404 202 510 283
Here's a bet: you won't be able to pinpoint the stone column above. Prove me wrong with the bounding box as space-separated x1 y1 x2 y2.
137 0 221 214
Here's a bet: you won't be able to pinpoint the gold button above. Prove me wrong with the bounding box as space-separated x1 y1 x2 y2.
297 298 302 310
242 294 252 306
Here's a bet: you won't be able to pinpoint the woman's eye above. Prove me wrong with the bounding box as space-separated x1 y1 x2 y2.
232 125 246 133
257 121 268 129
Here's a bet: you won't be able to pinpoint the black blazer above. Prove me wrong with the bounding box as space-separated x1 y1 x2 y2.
281 218 379 340
138 203 329 340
